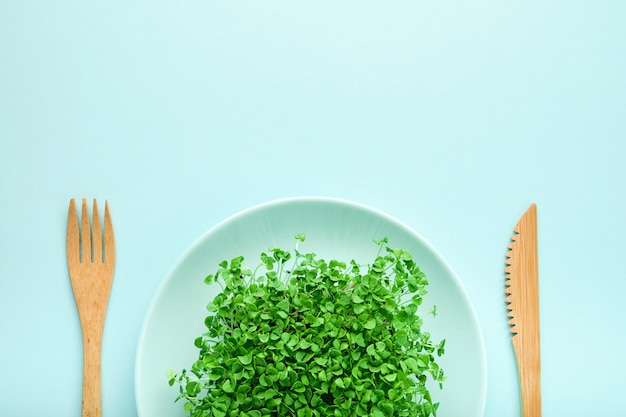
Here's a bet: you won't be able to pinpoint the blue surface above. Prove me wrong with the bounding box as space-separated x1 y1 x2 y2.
1 1 625 415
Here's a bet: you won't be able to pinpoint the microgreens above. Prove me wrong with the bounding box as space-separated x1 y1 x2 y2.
169 234 446 417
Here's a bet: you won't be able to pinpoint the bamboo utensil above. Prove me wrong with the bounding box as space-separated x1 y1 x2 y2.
67 198 116 417
505 203 541 417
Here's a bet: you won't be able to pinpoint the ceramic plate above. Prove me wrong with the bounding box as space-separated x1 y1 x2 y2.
135 197 486 417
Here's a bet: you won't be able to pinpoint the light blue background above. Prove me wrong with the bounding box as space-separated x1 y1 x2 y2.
1 1 625 415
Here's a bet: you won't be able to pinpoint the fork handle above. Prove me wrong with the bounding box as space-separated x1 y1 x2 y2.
79 321 105 417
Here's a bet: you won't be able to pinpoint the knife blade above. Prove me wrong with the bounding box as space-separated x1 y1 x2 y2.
505 203 541 417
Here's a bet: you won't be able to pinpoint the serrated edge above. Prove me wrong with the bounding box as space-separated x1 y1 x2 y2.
504 229 520 335
504 203 537 338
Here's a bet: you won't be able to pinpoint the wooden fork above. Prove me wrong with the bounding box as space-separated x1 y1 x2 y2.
66 198 116 417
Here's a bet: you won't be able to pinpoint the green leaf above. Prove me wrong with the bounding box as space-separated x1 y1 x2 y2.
379 400 394 416
207 366 225 380
260 374 271 387
276 299 290 312
222 379 234 393
371 406 385 417
186 381 201 396
353 304 367 314
292 381 306 393
212 408 226 417
363 317 376 330
382 373 397 382
238 353 253 366
402 358 418 373
351 293 364 304
259 388 278 399
318 369 328 382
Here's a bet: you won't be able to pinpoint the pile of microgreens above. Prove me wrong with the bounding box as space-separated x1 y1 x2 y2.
168 234 446 417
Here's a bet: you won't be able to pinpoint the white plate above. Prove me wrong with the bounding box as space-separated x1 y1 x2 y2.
135 197 486 417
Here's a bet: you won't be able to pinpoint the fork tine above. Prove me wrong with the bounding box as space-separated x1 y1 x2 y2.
67 198 80 267
92 199 102 264
81 198 91 263
104 200 115 265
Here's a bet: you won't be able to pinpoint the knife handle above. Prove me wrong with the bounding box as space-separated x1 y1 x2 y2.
512 332 542 417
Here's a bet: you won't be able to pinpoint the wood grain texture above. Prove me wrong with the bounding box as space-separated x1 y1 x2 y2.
67 198 116 417
505 203 541 417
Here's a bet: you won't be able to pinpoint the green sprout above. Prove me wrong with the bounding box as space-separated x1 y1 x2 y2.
169 234 446 417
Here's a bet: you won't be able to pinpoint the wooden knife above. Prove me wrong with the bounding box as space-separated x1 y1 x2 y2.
505 203 542 417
